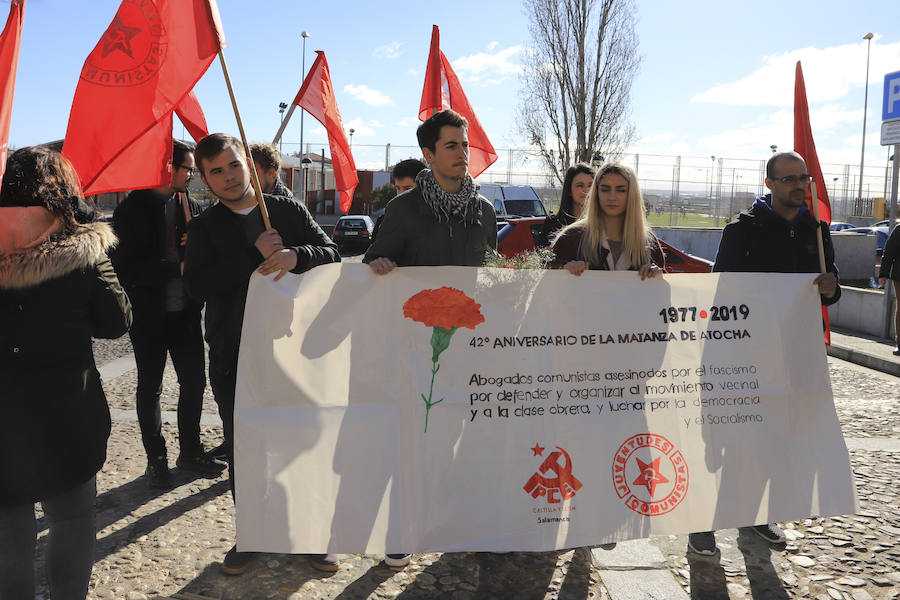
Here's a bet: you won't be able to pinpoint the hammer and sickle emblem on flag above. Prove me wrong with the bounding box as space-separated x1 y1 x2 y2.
523 447 583 504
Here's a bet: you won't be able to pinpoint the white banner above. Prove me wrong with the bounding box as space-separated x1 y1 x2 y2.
234 264 857 554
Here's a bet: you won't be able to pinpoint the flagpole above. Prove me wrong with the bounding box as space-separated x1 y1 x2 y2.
217 50 272 229
810 181 827 273
271 104 297 146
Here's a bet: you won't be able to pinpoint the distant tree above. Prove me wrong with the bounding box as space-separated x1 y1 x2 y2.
518 0 640 184
370 183 397 212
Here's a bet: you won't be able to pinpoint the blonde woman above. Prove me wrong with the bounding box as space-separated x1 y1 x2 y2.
551 163 665 278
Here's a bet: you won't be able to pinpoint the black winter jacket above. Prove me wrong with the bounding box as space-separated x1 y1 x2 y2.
363 187 496 267
713 195 841 305
111 189 203 324
878 225 900 282
0 222 131 506
183 195 339 371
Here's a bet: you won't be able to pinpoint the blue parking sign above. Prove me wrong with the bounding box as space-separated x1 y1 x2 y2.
885 71 900 121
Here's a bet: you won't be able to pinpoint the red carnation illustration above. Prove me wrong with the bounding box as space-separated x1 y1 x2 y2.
403 287 485 432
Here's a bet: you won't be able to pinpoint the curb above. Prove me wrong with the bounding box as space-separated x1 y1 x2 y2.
827 343 900 377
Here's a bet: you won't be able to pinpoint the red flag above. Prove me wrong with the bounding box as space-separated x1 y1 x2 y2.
418 25 498 178
176 90 209 142
793 61 832 345
292 51 358 214
62 0 225 195
0 0 25 187
794 61 831 225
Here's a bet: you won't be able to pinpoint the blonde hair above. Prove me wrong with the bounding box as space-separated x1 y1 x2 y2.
556 163 651 268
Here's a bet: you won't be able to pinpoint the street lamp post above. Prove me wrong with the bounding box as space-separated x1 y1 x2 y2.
858 32 874 206
299 31 311 205
278 102 288 152
770 144 777 154
349 128 355 148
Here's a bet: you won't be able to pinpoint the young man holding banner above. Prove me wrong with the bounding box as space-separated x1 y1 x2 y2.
689 151 840 556
363 110 495 568
183 133 340 574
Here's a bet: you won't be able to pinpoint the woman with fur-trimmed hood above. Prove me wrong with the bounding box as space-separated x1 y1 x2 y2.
0 147 131 599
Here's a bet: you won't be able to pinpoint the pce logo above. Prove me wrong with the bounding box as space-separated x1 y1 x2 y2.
523 444 582 504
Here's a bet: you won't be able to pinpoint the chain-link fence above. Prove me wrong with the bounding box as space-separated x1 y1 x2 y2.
279 141 898 224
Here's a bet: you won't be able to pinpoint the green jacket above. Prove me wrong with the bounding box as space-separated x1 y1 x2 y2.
363 187 496 267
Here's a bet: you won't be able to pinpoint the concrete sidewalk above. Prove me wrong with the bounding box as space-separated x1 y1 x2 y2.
828 327 900 377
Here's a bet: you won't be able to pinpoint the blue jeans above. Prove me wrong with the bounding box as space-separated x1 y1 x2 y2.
0 476 96 600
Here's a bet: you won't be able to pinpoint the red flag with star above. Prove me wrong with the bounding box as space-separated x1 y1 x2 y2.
291 51 358 214
419 25 498 178
0 0 25 188
62 0 224 195
793 61 832 345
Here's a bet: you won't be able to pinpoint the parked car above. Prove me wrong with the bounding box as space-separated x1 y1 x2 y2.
838 226 889 253
495 216 713 273
331 215 375 250
829 222 855 232
873 219 898 228
479 184 548 217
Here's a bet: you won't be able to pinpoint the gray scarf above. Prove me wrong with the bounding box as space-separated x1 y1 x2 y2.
416 169 481 225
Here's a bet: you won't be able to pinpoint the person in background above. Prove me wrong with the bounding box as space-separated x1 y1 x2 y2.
537 163 594 247
371 158 427 243
878 224 900 356
112 140 222 489
249 142 294 198
0 147 132 599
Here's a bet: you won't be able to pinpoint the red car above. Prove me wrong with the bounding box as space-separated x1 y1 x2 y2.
496 216 712 273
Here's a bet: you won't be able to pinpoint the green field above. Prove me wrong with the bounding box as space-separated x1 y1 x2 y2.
647 212 724 228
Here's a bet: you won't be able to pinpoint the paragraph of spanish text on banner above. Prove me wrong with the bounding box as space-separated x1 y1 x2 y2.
234 264 856 554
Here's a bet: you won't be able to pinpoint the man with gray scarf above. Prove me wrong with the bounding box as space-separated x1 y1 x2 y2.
364 109 496 273
362 110 496 568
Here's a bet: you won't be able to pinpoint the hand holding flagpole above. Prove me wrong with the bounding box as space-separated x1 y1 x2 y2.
217 50 271 229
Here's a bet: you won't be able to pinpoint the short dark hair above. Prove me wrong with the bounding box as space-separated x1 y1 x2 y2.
559 163 595 216
391 158 426 182
173 139 195 168
249 142 282 172
195 133 245 175
416 109 468 153
766 151 805 179
0 146 93 231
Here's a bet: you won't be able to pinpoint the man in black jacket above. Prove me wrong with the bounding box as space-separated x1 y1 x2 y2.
878 224 900 354
184 133 340 576
688 151 840 557
112 140 223 489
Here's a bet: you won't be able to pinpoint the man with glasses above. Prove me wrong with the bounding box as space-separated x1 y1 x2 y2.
112 139 224 489
688 151 840 556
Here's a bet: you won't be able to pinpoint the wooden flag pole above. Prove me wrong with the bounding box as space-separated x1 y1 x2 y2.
810 180 827 273
271 104 297 146
217 50 271 229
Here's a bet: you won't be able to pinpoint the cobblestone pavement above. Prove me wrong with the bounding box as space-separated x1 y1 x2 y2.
26 338 898 600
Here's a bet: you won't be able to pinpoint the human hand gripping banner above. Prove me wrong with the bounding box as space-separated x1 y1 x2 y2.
234 264 857 554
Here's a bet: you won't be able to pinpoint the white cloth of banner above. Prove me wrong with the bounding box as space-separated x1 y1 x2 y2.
234 263 857 554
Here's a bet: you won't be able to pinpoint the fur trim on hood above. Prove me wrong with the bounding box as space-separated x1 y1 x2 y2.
0 221 117 290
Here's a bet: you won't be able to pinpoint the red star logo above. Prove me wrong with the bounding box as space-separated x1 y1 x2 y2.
101 15 142 59
632 457 669 497
530 443 545 457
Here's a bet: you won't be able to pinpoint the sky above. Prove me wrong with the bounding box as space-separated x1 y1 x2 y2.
5 0 900 196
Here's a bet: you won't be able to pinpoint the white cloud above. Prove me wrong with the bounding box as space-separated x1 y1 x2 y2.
393 118 416 128
343 84 393 107
692 37 900 107
370 120 384 128
407 67 419 76
344 117 378 137
487 41 500 51
373 41 403 60
451 45 523 85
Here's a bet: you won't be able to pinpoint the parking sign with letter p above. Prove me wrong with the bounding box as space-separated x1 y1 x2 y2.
884 71 900 122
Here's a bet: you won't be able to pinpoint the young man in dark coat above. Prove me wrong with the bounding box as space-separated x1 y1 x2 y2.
364 109 496 273
362 110 496 569
688 151 840 557
112 140 222 488
184 133 340 576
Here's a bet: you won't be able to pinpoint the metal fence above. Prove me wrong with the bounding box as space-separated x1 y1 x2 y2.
279 142 898 223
